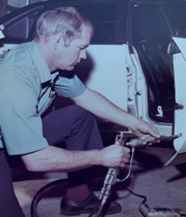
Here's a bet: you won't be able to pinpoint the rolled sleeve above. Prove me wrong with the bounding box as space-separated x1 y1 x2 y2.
54 75 86 98
0 86 48 155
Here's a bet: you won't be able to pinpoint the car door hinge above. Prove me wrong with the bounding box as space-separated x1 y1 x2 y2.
175 103 184 110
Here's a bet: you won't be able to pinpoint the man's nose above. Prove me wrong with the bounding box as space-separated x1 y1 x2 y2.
80 49 87 59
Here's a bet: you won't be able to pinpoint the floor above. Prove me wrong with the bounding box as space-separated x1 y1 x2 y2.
13 134 186 217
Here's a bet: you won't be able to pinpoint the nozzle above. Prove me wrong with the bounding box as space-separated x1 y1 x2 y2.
126 134 181 147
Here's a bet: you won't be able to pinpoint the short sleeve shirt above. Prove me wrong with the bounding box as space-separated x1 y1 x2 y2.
0 41 86 155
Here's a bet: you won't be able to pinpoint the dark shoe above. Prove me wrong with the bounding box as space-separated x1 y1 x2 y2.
60 192 122 216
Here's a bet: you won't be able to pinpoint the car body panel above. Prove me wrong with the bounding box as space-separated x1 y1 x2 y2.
85 45 128 111
171 38 186 154
173 37 186 62
0 25 5 39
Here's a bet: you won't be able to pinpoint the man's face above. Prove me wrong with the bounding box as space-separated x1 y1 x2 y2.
54 26 92 71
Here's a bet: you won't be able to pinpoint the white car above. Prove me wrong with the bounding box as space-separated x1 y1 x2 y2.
0 0 186 165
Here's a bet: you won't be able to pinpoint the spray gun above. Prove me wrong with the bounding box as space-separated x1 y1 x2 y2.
88 133 126 217
96 133 126 213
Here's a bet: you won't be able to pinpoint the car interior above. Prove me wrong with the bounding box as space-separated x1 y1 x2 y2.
131 3 176 123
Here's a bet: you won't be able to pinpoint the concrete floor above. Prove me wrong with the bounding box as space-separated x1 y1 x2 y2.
13 138 186 217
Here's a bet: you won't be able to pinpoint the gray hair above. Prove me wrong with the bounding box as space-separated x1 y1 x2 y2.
35 7 94 46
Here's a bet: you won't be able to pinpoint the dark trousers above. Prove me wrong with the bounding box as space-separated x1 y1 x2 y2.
0 150 25 217
43 105 105 186
0 105 104 217
43 105 103 151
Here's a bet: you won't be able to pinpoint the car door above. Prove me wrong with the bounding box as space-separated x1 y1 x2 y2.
167 38 186 165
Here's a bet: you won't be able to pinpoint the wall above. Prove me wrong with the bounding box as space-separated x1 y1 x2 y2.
0 0 47 16
8 0 46 8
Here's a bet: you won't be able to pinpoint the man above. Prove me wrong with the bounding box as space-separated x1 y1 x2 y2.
0 7 160 217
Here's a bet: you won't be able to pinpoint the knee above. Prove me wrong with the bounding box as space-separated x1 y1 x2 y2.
71 105 97 128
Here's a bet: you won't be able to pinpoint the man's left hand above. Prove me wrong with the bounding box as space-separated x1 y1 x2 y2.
131 119 160 139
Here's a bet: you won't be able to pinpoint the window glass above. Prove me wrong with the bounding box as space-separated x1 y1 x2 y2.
8 0 27 9
132 4 171 52
76 3 118 43
3 11 39 42
159 3 186 38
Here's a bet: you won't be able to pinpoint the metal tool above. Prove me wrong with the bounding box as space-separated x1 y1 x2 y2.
139 203 182 217
126 134 181 147
88 132 126 217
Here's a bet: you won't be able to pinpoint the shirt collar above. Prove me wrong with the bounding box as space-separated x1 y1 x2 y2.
27 40 51 83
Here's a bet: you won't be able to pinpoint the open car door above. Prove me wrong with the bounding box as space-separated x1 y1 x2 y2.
165 37 186 165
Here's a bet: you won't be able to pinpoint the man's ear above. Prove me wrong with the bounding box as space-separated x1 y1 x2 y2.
52 34 64 50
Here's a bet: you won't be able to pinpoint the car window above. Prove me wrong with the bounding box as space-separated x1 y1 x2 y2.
158 2 186 38
3 11 39 42
76 3 118 44
131 3 171 53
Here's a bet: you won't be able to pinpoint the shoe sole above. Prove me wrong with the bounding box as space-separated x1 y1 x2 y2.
60 209 92 216
60 206 122 216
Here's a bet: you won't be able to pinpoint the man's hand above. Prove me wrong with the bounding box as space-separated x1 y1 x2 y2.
130 119 160 139
99 143 130 168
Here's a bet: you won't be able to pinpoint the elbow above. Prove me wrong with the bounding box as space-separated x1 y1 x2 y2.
21 147 50 172
21 156 44 172
24 161 41 172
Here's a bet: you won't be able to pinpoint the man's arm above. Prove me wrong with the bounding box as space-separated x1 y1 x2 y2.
72 87 160 138
21 143 130 172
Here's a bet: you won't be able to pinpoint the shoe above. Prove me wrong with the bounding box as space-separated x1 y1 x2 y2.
60 192 122 216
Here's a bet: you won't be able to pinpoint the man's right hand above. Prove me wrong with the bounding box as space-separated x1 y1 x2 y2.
99 143 130 168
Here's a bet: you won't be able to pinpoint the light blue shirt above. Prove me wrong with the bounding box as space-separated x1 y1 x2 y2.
0 41 86 155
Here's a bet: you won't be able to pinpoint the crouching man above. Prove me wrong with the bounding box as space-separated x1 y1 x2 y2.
0 6 160 217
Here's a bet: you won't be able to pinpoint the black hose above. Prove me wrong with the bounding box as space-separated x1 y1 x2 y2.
119 181 147 204
30 178 68 217
87 200 102 217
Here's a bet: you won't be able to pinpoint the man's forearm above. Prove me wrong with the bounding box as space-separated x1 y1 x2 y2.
21 146 101 172
21 143 130 172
